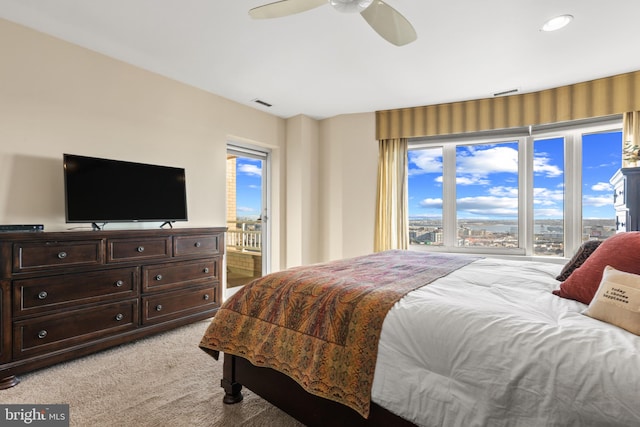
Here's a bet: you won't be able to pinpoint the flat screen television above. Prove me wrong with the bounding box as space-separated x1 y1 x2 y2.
63 154 188 228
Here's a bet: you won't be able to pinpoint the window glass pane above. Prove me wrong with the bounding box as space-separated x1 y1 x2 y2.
456 142 519 248
408 147 443 246
533 137 564 256
407 119 621 256
581 131 619 241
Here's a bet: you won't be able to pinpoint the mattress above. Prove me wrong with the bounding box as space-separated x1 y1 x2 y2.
372 257 640 427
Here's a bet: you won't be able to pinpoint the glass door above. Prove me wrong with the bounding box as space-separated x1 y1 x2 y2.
226 144 270 288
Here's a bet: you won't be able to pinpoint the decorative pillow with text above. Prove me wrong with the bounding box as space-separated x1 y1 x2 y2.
583 266 640 336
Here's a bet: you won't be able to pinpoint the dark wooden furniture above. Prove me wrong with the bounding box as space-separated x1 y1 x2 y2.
222 354 417 427
0 227 224 389
610 168 640 232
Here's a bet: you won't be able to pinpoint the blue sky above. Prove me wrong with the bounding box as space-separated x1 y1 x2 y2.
234 132 621 222
408 131 621 220
235 157 262 219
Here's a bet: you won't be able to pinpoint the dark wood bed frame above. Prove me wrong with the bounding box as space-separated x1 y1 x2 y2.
221 353 417 427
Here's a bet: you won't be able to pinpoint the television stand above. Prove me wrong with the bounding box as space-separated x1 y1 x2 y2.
91 222 105 231
0 226 225 389
160 221 175 229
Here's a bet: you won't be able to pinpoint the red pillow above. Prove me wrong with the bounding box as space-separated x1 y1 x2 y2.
553 232 640 304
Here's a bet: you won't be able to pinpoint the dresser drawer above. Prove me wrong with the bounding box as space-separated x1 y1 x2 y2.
107 237 172 263
13 299 138 359
13 240 104 273
0 280 9 364
142 285 217 325
13 267 139 317
142 258 218 292
174 234 221 257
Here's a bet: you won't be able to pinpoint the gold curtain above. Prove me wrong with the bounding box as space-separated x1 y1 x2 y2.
376 70 640 140
623 111 640 167
374 138 409 252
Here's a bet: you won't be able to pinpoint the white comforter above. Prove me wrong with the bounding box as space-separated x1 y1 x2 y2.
372 257 640 427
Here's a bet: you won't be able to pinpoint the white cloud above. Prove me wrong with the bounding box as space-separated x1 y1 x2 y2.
412 144 525 186
418 198 443 208
533 187 564 204
457 195 518 216
456 176 490 185
533 154 563 178
409 149 442 175
591 182 613 192
238 163 262 176
488 186 518 197
237 206 256 213
534 208 564 217
457 145 518 176
583 195 613 207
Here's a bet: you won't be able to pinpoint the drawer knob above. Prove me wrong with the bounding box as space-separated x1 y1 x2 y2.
155 304 163 312
57 251 67 259
115 313 124 321
203 267 209 274
115 280 124 287
137 246 145 253
203 294 210 301
194 241 201 248
38 330 48 339
38 291 48 300
155 274 163 281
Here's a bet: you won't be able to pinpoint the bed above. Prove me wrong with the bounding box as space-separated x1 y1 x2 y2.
200 233 640 427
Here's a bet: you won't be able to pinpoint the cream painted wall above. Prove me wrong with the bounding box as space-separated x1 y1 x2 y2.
319 113 377 260
0 18 288 270
285 115 321 267
0 18 378 273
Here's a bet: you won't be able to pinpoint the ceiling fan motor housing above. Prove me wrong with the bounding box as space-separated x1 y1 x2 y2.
329 0 374 13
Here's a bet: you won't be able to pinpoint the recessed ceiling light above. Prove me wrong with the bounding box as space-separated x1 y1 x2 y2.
541 14 574 32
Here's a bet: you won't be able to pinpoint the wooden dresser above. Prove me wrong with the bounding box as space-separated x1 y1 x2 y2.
610 168 640 232
0 227 225 388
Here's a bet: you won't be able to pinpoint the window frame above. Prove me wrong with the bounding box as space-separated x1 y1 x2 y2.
408 115 622 259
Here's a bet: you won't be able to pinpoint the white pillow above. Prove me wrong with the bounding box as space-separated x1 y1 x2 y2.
583 265 640 336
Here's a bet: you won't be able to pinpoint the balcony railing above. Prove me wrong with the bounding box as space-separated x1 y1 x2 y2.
226 220 262 252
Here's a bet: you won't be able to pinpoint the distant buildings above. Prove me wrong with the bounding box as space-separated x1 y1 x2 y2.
409 218 616 256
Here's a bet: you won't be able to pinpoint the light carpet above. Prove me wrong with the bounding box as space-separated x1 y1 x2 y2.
0 319 305 427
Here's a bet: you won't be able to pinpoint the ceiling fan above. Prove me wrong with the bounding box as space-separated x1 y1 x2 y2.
249 0 417 46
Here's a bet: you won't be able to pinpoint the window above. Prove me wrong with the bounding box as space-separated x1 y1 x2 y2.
408 117 621 257
456 141 519 249
533 136 564 255
408 147 443 245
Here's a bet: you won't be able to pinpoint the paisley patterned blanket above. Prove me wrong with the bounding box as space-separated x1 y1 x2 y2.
199 250 479 417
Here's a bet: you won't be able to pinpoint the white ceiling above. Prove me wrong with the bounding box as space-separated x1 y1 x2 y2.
1 0 639 120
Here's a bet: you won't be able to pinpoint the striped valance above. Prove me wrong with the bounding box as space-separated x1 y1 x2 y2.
376 70 640 140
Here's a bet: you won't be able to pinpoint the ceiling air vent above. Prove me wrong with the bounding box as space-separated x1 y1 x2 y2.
493 88 519 97
253 99 272 107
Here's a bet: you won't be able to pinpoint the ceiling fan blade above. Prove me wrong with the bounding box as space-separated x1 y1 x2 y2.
360 0 417 46
249 0 327 19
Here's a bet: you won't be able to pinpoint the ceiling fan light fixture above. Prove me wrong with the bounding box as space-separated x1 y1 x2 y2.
329 0 374 14
541 14 574 32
